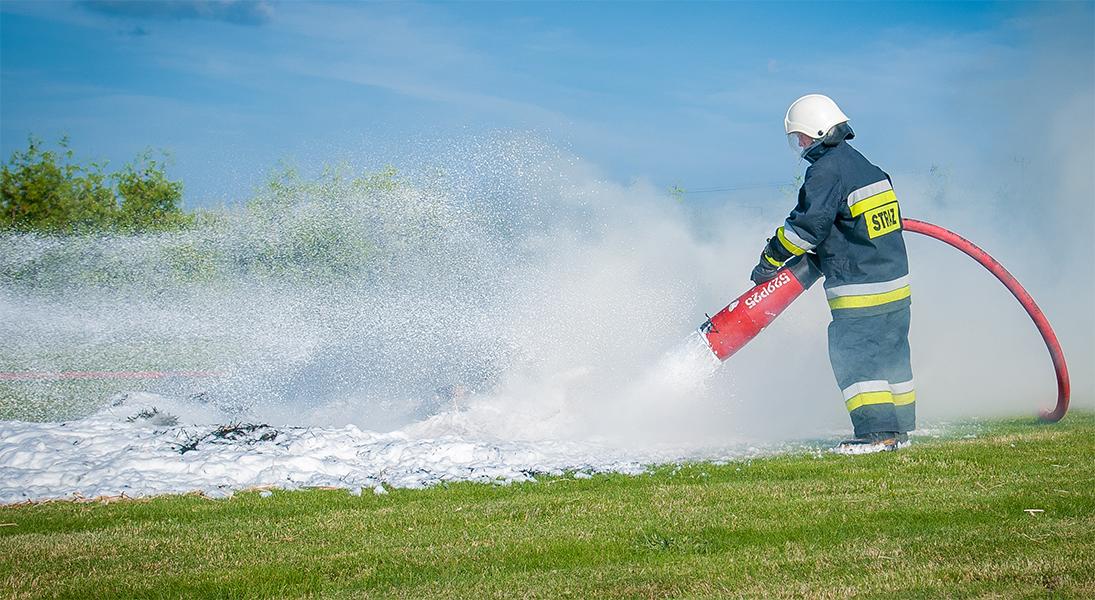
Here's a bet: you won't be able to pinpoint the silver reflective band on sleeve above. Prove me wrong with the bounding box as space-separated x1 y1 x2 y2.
782 220 815 251
825 275 910 300
841 380 892 401
847 179 893 209
890 379 915 395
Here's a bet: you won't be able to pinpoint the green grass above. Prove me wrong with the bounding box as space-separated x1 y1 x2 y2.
2 413 1093 599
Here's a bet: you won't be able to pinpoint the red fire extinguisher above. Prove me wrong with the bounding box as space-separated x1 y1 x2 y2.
700 254 821 361
700 218 1070 422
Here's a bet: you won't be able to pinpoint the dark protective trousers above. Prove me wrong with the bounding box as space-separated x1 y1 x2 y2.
827 306 915 437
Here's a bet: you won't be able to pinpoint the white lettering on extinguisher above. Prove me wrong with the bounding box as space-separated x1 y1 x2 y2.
744 271 792 309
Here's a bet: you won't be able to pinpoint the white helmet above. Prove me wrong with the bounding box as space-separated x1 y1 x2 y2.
784 94 849 138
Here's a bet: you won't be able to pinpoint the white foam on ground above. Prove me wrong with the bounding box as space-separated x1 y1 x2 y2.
0 385 814 504
0 405 631 503
0 388 961 504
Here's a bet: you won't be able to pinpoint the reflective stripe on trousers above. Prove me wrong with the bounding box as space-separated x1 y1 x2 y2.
826 275 911 312
828 306 915 436
842 379 916 411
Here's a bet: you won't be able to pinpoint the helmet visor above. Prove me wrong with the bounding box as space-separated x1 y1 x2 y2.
787 132 816 157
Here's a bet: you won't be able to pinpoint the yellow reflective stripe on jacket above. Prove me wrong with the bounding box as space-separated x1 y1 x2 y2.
764 253 783 267
776 226 808 256
893 391 916 406
845 390 894 412
849 189 898 218
847 179 898 218
828 285 911 310
848 179 891 203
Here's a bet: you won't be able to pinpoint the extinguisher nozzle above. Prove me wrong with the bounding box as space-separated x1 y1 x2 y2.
699 313 718 335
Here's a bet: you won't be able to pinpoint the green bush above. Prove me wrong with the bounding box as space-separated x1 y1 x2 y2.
0 137 114 233
114 151 192 232
1 144 425 287
236 162 398 281
0 137 191 234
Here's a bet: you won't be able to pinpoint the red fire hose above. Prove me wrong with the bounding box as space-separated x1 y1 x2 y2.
902 218 1070 422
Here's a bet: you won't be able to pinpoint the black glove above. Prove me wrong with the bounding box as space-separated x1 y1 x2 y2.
750 251 781 285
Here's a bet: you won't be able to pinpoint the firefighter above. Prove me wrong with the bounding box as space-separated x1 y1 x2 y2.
751 94 914 452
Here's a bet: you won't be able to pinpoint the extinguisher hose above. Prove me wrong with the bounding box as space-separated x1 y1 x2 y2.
902 218 1070 422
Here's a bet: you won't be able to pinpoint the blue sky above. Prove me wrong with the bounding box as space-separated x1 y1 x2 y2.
1 1 1092 207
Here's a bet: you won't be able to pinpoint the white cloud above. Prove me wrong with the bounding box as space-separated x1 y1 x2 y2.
81 0 274 26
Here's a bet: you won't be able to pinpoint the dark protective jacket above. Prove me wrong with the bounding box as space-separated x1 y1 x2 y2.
761 125 910 319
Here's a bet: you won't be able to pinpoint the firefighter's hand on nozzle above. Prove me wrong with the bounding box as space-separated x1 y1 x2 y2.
750 251 780 285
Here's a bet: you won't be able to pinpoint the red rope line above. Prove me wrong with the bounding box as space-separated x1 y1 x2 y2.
0 371 223 381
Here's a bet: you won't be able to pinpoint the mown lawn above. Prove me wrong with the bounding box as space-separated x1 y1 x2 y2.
2 412 1093 599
